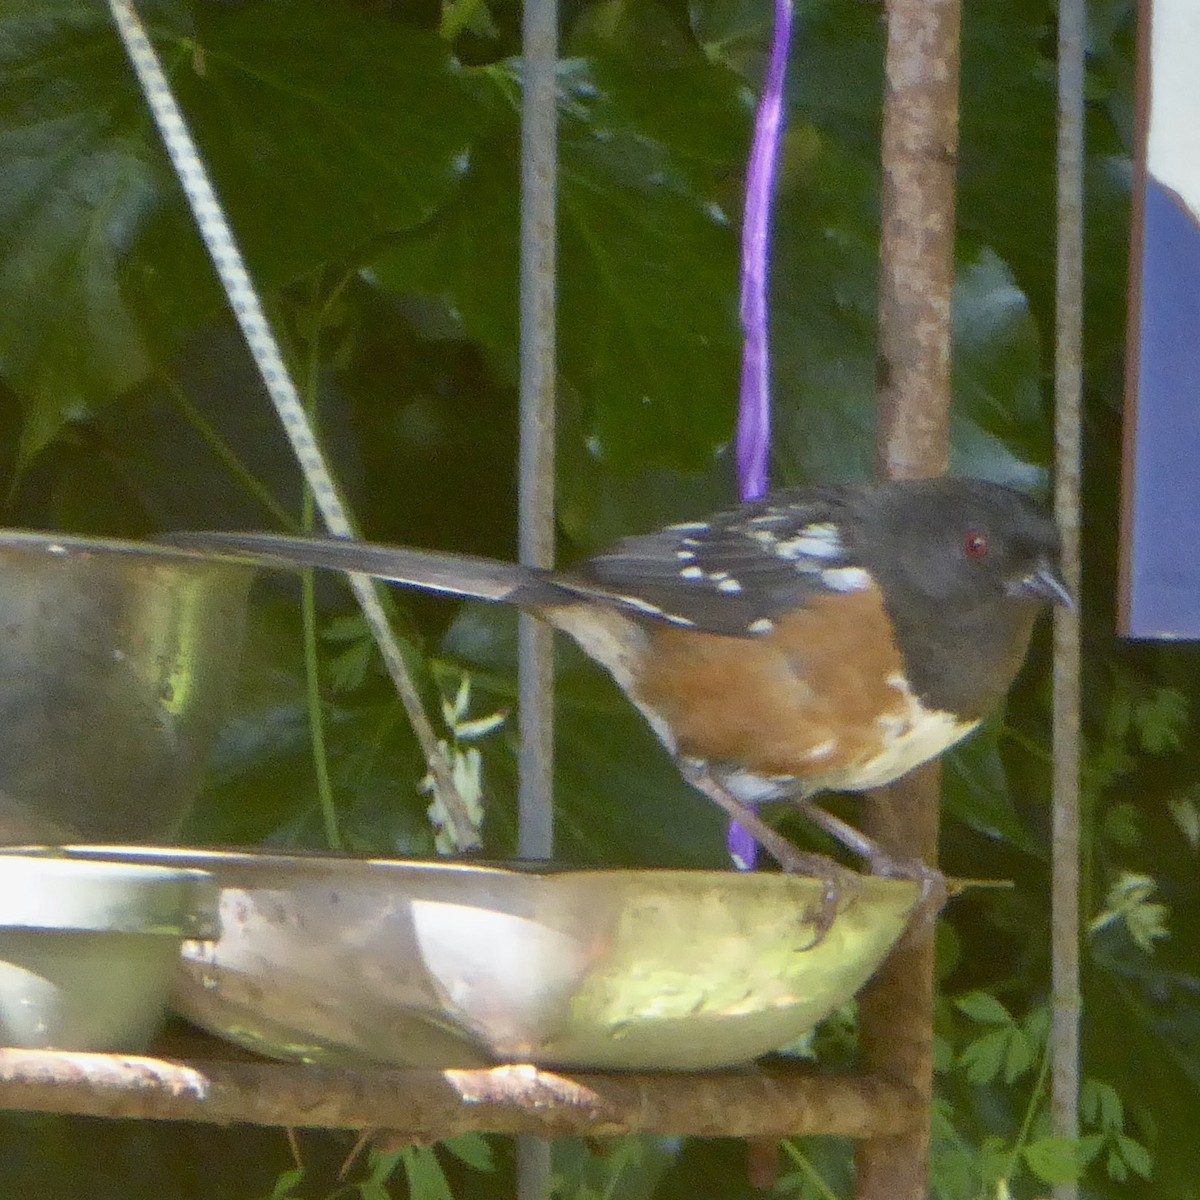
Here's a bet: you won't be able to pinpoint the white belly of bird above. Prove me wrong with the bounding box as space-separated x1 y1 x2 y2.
819 673 979 793
838 704 977 791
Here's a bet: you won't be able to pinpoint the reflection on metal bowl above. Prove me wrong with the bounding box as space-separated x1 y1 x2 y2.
0 532 256 843
49 847 918 1071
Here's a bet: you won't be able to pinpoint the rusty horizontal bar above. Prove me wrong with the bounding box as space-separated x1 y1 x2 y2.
0 1048 922 1142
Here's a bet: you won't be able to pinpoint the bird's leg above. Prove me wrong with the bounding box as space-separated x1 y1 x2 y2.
678 761 859 947
792 798 948 927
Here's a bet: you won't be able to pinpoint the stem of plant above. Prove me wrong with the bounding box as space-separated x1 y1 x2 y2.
1002 1030 1054 1187
780 1140 840 1200
300 284 345 851
161 371 300 531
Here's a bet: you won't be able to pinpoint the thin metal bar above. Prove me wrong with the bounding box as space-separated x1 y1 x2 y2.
856 0 961 1194
1052 0 1086 1192
516 0 558 865
517 0 559 1194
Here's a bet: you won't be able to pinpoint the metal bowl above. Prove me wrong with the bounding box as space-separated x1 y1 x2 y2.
47 847 918 1071
0 532 256 843
0 855 219 1051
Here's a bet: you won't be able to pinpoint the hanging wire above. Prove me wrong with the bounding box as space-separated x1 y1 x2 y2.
104 0 479 851
1052 0 1086 1191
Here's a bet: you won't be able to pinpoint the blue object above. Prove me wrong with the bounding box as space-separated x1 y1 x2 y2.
1121 176 1200 639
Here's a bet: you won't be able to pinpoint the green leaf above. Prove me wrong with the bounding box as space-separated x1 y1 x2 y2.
689 0 770 76
0 0 486 458
954 991 1013 1026
1021 1003 1051 1046
1102 801 1143 849
439 1133 496 1173
1001 1024 1035 1084
367 1148 405 1185
1081 1078 1124 1132
401 1147 455 1200
1105 1147 1128 1184
1131 687 1188 755
1022 1137 1088 1185
950 246 1050 482
1114 1134 1153 1180
1089 872 1170 953
1168 793 1200 849
958 1028 1008 1086
942 713 1036 852
131 0 489 308
264 1166 305 1200
0 0 174 461
373 56 746 471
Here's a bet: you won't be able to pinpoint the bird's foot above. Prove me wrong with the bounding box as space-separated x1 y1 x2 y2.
791 799 949 937
679 762 859 948
863 850 948 941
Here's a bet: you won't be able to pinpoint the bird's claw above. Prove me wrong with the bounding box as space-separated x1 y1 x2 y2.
865 851 948 942
677 762 858 950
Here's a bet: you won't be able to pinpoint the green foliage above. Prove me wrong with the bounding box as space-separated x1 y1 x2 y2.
2 0 1197 1198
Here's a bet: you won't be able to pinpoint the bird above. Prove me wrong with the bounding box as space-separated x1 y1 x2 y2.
160 477 1069 903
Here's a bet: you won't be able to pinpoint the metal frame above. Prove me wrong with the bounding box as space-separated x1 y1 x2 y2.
0 1 1089 1198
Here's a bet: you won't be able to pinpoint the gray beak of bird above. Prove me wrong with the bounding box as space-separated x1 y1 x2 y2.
1012 561 1074 609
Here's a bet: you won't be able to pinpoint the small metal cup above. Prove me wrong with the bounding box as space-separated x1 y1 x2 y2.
0 532 256 843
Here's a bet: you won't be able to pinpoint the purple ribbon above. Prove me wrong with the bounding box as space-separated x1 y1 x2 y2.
730 0 793 871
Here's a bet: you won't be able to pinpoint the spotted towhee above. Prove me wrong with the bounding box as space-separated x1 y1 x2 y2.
163 477 1069 889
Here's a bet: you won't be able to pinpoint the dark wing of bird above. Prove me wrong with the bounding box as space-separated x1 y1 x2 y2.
548 487 871 637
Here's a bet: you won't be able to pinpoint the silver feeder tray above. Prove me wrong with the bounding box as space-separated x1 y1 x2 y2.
0 531 256 844
0 855 220 1051
48 847 918 1071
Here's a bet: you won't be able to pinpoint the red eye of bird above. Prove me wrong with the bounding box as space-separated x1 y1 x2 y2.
964 531 989 559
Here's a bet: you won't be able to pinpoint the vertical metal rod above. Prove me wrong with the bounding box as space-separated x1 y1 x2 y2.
1052 0 1086 1194
517 0 558 1194
516 0 558 868
856 0 961 1195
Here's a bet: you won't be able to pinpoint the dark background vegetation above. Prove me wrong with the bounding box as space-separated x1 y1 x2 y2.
2 0 1196 1196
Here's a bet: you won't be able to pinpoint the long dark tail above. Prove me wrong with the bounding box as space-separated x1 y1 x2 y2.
158 531 540 604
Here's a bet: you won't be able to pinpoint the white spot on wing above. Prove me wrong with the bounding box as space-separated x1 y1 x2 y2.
821 566 871 592
680 566 704 579
747 617 774 634
774 523 843 561
716 578 743 593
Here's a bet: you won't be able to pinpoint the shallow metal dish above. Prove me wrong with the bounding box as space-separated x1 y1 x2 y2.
0 855 219 1051
0 532 255 842
44 847 918 1071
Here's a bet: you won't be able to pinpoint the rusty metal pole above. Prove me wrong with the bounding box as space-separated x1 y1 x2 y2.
855 0 961 1194
1051 0 1086 1194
